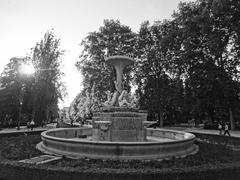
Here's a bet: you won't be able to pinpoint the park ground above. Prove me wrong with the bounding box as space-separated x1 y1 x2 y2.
1 123 240 138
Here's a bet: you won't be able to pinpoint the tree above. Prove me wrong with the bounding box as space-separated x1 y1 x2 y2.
76 19 137 106
0 31 65 127
31 31 66 125
71 0 240 129
168 0 240 128
69 83 98 123
0 87 18 127
0 57 34 126
133 21 184 126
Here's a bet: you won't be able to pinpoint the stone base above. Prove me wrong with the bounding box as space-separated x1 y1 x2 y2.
92 110 148 142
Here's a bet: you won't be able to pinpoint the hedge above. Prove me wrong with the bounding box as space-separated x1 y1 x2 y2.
1 160 240 180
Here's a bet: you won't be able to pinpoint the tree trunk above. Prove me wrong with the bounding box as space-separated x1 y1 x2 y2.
45 107 49 125
229 108 235 130
46 105 50 122
158 110 163 127
32 109 35 121
206 109 214 125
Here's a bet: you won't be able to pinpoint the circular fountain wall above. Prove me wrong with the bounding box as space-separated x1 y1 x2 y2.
37 127 198 160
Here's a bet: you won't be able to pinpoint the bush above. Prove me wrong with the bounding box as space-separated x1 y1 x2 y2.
1 160 240 180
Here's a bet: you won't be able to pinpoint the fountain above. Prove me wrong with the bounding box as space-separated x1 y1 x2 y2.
92 56 147 142
37 55 198 160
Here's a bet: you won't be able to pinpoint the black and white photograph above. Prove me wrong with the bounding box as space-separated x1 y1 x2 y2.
0 0 240 179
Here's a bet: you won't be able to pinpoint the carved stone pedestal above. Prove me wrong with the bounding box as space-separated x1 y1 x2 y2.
92 108 148 142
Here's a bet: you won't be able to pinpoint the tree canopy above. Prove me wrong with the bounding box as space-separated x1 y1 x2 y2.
0 31 65 127
31 31 66 124
74 19 137 118
73 0 240 129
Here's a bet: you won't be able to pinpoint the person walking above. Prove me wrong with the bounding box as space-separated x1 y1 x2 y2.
218 122 223 135
224 123 231 136
30 120 35 131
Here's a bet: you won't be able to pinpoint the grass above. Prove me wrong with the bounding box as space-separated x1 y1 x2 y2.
0 133 240 171
0 134 43 161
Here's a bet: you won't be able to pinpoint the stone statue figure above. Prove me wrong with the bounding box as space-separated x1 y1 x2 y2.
109 80 120 106
105 56 134 106
103 91 112 107
118 90 130 107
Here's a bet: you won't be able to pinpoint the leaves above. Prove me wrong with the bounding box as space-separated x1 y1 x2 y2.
73 19 137 120
0 31 65 126
31 31 66 124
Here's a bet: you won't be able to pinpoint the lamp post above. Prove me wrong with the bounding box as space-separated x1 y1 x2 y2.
17 63 35 130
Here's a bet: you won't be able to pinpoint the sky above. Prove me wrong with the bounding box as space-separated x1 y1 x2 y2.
0 0 192 108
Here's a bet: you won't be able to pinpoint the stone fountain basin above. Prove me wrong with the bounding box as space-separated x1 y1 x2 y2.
37 127 198 160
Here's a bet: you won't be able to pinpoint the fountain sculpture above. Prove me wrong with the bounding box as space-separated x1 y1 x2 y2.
37 55 198 160
92 56 148 142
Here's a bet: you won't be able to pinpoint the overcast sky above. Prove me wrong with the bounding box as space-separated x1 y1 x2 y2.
0 0 192 108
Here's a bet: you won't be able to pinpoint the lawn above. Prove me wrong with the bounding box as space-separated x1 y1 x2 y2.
0 133 240 171
1 132 240 180
0 134 43 161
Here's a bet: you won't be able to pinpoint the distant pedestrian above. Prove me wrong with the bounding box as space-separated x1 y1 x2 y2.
8 118 13 128
218 123 223 135
41 120 45 128
224 123 231 136
27 121 30 131
30 120 35 131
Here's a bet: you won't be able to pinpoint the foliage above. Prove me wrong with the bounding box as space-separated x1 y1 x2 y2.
133 21 185 126
72 1 240 128
0 31 65 127
0 57 34 126
130 0 240 128
76 19 137 104
28 31 66 125
72 20 137 122
68 83 99 122
0 87 18 126
168 0 240 127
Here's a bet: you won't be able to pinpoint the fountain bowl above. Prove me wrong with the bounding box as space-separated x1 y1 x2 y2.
37 127 198 160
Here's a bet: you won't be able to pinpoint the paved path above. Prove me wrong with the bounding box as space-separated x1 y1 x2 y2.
0 123 56 134
165 126 240 138
1 124 240 138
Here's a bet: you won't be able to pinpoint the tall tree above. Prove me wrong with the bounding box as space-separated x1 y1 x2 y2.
76 19 137 107
169 0 240 128
0 57 33 126
31 31 66 125
133 21 184 126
